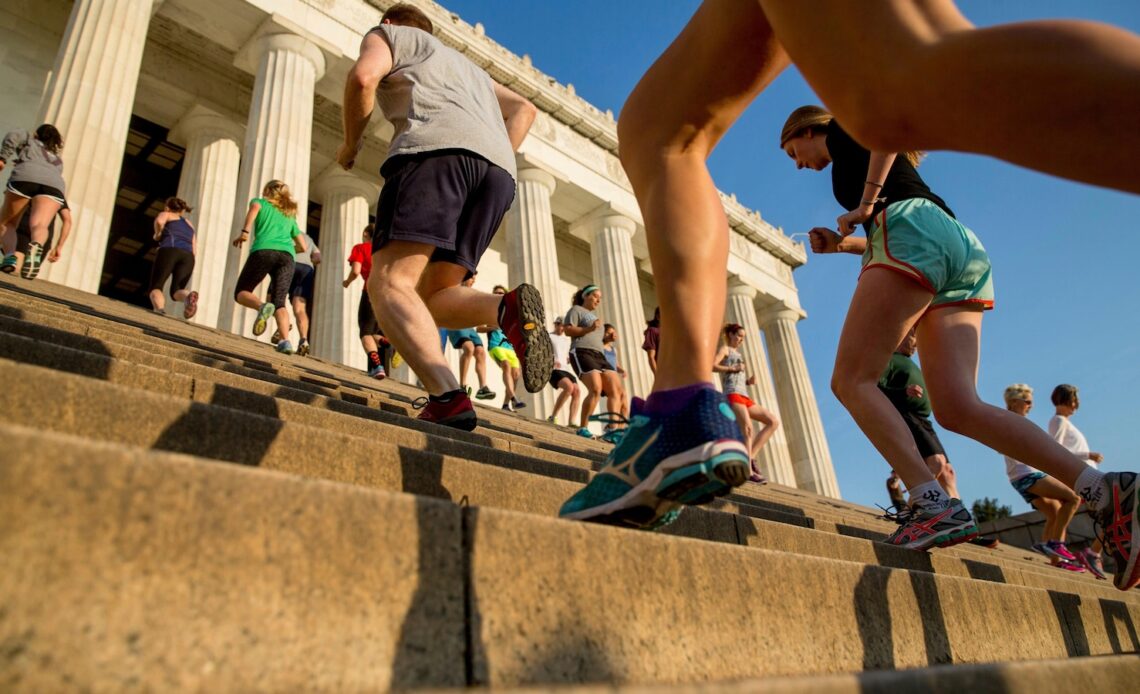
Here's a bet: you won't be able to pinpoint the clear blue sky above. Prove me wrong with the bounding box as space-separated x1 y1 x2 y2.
440 0 1140 513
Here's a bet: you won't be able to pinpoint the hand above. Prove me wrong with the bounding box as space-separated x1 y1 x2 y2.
837 204 874 236
590 319 601 332
906 384 924 399
618 367 626 377
336 141 362 170
342 278 352 289
1090 452 1104 463
47 248 61 262
808 227 842 254
746 375 756 386
735 364 745 373
232 234 246 248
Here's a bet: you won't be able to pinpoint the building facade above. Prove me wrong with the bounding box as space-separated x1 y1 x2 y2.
0 0 840 498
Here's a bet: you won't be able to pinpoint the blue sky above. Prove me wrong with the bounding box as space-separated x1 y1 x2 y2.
440 0 1140 513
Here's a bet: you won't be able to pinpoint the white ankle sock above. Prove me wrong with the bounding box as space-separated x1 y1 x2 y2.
907 479 950 512
1075 466 1109 511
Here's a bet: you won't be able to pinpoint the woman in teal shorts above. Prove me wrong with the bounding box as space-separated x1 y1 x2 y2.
783 105 1110 554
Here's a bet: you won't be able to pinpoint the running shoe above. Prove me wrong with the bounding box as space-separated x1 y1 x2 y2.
882 498 978 551
465 386 473 397
413 393 477 431
252 302 275 336
575 427 594 439
1031 542 1055 557
749 460 768 485
968 536 1000 549
183 290 199 320
501 402 514 413
391 351 404 368
20 242 43 279
475 385 496 400
546 415 557 424
368 363 386 380
1051 560 1086 573
1046 540 1079 563
498 283 554 393
511 398 527 410
1091 471 1140 591
0 254 15 274
270 329 282 345
297 339 310 357
1076 548 1108 580
558 388 749 529
276 340 295 355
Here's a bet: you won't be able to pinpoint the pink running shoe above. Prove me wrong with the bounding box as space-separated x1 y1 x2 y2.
1046 540 1078 563
1076 548 1108 580
1052 560 1086 574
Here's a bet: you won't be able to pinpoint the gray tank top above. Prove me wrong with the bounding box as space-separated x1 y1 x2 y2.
720 348 748 396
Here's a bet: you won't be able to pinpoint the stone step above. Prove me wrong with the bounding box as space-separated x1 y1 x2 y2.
3 427 1136 690
0 356 1126 603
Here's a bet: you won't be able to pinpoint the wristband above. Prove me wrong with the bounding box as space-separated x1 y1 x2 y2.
240 229 250 235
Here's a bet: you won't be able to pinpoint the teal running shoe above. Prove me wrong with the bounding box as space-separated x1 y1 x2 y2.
559 387 749 529
252 302 275 336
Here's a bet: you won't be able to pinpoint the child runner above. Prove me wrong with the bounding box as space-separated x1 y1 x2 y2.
713 323 779 484
564 285 622 441
148 197 199 319
0 124 66 279
547 317 580 426
344 224 389 379
485 285 525 412
575 0 1140 591
10 201 70 278
1002 385 1090 573
642 307 660 375
271 232 320 356
1049 384 1108 578
445 271 496 400
231 180 306 354
337 3 548 432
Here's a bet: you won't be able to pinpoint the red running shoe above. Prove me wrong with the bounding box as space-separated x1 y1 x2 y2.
498 283 553 393
183 290 199 320
1094 471 1140 591
412 392 477 431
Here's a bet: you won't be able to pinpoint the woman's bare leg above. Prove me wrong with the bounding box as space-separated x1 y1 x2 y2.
0 193 30 254
579 371 603 429
731 402 754 447
1026 476 1081 543
747 404 779 458
1032 499 1061 544
618 0 789 392
758 0 1140 193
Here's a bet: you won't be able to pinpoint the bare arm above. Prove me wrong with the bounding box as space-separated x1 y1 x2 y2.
646 349 657 373
809 227 867 255
293 230 308 254
48 208 72 262
493 82 538 151
562 323 595 338
343 261 362 288
838 152 897 235
233 201 260 247
153 211 169 242
710 346 735 373
338 31 394 169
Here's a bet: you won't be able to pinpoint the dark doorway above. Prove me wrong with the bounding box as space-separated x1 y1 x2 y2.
99 115 185 307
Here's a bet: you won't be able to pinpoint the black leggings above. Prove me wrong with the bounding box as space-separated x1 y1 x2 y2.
235 250 294 308
150 247 195 295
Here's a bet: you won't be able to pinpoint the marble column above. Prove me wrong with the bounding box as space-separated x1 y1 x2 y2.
759 303 841 498
580 211 651 403
311 167 377 370
217 33 326 336
165 107 244 327
505 167 561 418
37 0 159 291
724 282 796 486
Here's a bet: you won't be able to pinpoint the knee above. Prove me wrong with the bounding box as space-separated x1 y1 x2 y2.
829 369 863 406
462 343 474 357
931 401 983 436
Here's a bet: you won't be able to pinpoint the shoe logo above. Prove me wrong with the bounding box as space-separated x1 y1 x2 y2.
718 403 737 422
1104 486 1133 556
922 490 943 504
602 426 660 487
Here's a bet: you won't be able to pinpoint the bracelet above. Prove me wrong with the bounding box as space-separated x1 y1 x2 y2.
861 196 886 206
240 229 250 235
865 180 883 188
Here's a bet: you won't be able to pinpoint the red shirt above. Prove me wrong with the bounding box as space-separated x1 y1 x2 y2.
348 242 373 282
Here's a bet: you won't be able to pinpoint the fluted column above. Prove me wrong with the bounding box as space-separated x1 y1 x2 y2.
311 167 377 370
759 303 841 498
37 0 159 291
166 107 244 327
218 33 326 335
578 211 651 402
505 167 561 418
724 281 795 486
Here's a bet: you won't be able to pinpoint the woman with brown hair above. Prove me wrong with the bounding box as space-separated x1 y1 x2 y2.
231 180 307 354
0 124 66 278
713 323 778 484
149 197 199 319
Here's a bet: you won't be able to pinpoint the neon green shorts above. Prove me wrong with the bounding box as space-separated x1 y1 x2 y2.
861 198 994 311
489 345 520 368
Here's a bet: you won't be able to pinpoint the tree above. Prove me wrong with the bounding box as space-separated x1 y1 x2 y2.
972 497 1013 523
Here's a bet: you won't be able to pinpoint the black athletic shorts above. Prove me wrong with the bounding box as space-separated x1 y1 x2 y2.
549 368 576 389
269 262 314 303
902 411 946 459
150 247 195 294
358 289 382 338
6 181 65 205
570 348 614 377
235 249 294 307
373 149 516 272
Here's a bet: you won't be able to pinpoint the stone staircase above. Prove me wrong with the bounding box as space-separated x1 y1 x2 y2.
1 274 1137 692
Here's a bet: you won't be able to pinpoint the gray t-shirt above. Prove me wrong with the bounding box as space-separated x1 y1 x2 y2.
719 348 748 396
564 305 605 353
373 24 517 180
1 130 66 192
294 234 319 267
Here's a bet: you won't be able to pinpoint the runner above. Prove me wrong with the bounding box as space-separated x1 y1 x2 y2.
1048 384 1108 579
271 232 320 356
642 307 660 374
148 197 199 319
602 323 630 421
713 323 779 484
564 285 621 440
565 0 1140 592
547 317 580 426
1002 384 1089 573
9 201 70 277
343 224 389 379
230 180 306 354
0 124 66 279
485 285 525 412
337 2 549 432
445 271 496 400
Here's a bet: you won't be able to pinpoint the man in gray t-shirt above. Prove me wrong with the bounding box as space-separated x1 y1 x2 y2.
337 3 552 431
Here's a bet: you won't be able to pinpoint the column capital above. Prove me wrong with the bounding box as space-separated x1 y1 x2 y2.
236 32 326 81
757 300 807 326
168 105 245 147
517 166 557 193
570 203 638 238
312 165 380 203
726 278 759 300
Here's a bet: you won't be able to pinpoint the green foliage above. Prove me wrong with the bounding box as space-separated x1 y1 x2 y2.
972 497 1012 523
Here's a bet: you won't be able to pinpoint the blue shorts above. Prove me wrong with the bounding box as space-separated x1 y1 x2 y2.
1011 471 1049 505
448 328 483 349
